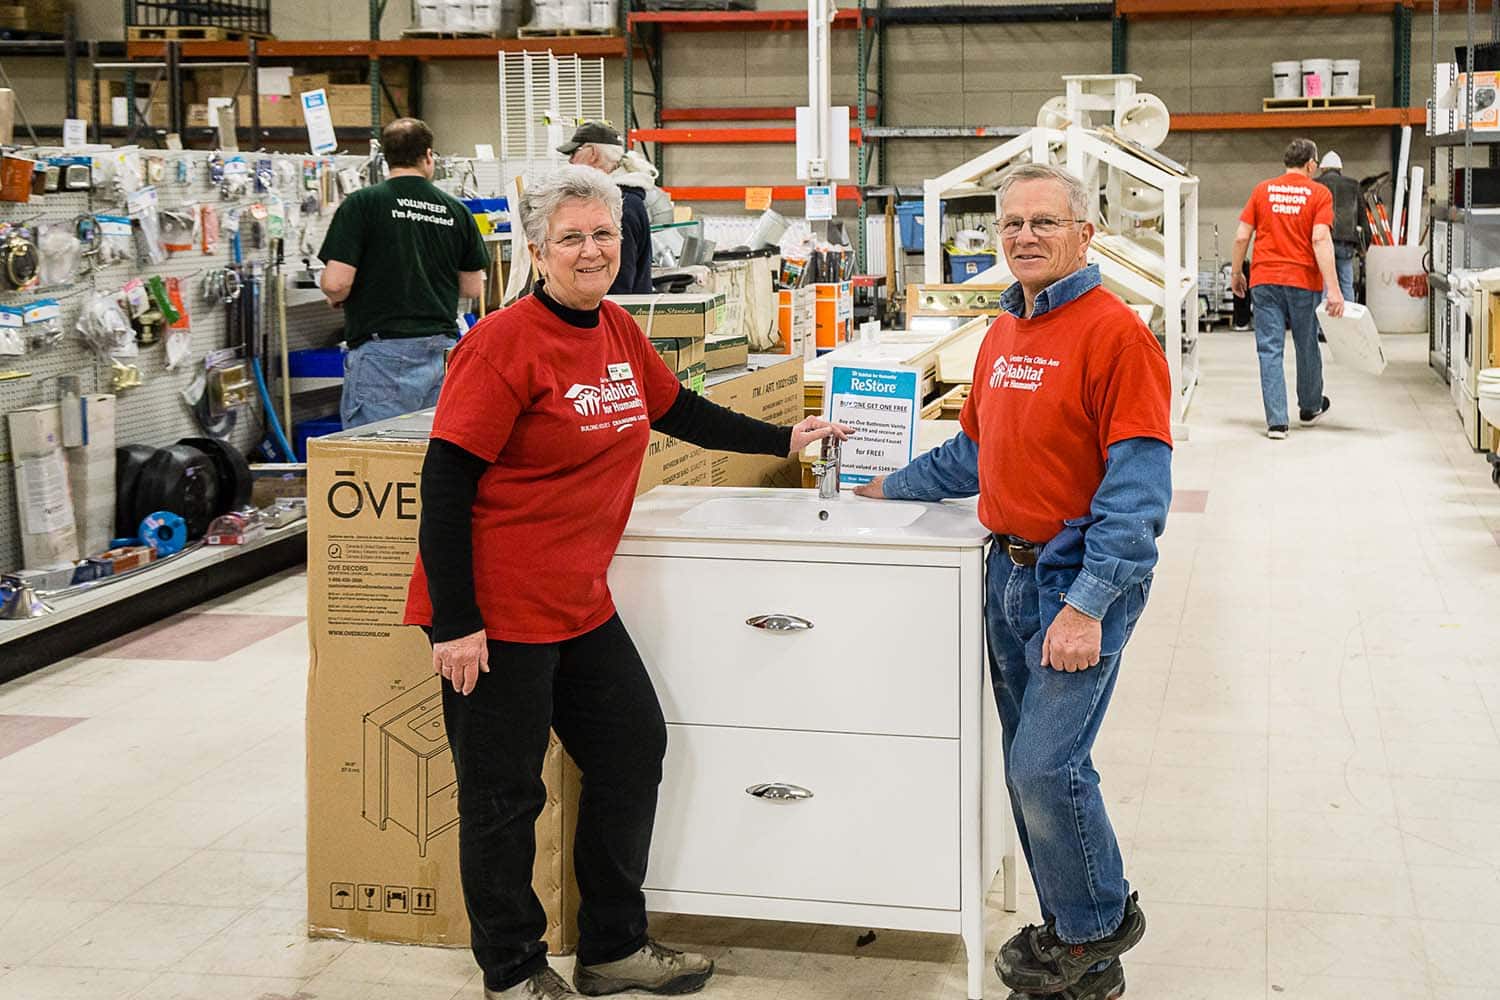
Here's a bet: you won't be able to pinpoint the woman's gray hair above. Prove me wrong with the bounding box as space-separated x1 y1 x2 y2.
993 163 1091 221
521 164 624 257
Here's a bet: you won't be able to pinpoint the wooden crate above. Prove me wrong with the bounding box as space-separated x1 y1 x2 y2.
1261 94 1376 111
126 25 274 42
516 25 620 36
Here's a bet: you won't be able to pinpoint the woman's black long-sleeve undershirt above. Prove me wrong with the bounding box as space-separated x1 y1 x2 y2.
419 286 794 641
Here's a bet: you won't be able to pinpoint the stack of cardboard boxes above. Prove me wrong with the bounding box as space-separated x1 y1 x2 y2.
0 0 69 35
305 351 804 952
607 292 724 394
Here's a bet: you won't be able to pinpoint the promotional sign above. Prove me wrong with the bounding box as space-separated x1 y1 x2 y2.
805 185 834 222
301 88 338 155
823 364 919 486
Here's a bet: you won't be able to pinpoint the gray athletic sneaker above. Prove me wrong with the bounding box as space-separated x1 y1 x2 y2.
486 967 577 999
574 940 714 996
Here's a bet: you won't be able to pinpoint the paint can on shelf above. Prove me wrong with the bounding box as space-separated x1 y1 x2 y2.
1332 59 1361 96
1301 58 1334 98
1272 61 1302 99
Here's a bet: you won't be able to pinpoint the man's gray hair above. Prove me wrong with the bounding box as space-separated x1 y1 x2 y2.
1283 138 1318 169
521 164 624 257
994 163 1091 222
583 141 625 171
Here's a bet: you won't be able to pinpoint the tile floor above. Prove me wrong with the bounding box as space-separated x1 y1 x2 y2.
3 332 1500 999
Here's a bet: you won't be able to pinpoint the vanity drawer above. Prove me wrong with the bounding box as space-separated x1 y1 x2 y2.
646 724 960 911
609 556 959 738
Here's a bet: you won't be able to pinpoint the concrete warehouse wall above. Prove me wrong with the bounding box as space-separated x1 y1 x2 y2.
24 3 1490 258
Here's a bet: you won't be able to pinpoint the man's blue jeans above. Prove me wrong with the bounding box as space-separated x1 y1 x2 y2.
1333 242 1357 302
340 333 455 429
1250 284 1323 428
986 544 1149 945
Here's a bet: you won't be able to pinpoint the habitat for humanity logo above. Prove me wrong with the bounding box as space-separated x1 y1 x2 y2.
565 383 603 416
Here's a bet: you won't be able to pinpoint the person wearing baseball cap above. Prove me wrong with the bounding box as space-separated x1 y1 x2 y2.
1314 149 1367 304
558 121 654 294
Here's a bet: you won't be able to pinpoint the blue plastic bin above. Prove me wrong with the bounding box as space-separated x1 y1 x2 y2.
288 347 345 379
897 201 942 251
948 252 997 283
294 414 343 462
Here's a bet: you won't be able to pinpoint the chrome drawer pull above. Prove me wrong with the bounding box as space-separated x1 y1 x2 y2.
746 782 814 802
745 614 814 632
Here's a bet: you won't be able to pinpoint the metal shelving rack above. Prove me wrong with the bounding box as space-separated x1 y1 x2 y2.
119 0 627 149
1425 0 1499 381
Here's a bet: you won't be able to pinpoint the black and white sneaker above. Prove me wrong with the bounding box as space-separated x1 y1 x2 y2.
1267 425 1288 440
1299 396 1331 425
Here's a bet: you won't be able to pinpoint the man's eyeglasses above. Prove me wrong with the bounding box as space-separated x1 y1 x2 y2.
996 216 1083 238
550 228 620 251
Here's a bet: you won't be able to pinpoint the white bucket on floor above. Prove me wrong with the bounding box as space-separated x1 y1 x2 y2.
1332 59 1361 96
1272 61 1302 99
1366 244 1429 334
1301 58 1334 98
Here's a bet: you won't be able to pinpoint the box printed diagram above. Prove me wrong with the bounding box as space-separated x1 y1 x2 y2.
362 675 459 858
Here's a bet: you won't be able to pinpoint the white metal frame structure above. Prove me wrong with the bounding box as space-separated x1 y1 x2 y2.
921 123 1200 433
497 49 607 185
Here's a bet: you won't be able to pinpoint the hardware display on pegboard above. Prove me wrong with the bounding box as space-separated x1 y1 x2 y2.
0 144 507 581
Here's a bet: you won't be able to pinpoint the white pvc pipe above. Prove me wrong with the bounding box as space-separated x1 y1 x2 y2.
1392 125 1412 242
1406 164 1425 247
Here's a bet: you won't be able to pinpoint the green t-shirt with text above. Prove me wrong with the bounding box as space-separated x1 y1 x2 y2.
318 175 489 346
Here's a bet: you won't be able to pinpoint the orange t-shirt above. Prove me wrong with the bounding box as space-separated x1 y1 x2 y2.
1239 171 1333 291
958 286 1173 544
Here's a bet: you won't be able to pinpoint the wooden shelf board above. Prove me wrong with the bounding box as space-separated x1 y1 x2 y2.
126 36 627 59
632 126 862 143
663 184 863 202
1172 106 1426 130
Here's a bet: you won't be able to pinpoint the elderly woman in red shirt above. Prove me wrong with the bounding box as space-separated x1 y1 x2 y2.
404 164 848 1000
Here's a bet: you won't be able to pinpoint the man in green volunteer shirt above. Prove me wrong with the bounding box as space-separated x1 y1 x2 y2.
320 117 490 428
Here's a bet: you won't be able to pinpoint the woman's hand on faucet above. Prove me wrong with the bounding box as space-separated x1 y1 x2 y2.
789 417 855 456
433 628 490 696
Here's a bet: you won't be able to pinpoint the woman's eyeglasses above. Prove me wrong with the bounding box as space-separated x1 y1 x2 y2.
550 228 621 251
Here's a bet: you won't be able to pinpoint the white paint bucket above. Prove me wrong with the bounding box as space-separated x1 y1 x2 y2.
1272 61 1302 99
561 0 590 27
1332 59 1361 97
1301 58 1334 99
1365 244 1429 334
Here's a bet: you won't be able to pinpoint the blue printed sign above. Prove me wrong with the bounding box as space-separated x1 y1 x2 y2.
824 364 920 486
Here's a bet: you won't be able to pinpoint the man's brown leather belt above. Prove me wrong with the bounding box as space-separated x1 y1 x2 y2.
995 534 1039 567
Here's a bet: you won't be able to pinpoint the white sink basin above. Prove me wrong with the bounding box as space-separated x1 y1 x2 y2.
623 487 988 548
678 495 926 534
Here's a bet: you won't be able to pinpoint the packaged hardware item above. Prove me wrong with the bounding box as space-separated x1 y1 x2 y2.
23 299 63 351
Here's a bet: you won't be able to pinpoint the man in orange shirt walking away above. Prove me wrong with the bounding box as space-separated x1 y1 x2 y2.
856 163 1173 1000
1231 137 1346 440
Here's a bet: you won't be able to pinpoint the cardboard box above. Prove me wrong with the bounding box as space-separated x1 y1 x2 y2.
65 394 115 557
1459 71 1500 130
238 94 301 128
705 332 749 372
76 79 123 116
307 424 580 952
8 404 79 568
773 286 815 359
608 293 725 341
681 361 707 394
702 356 804 489
651 336 706 375
292 72 332 95
814 281 852 349
0 90 14 148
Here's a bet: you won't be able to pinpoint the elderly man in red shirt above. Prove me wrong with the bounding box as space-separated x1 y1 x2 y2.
858 162 1173 1000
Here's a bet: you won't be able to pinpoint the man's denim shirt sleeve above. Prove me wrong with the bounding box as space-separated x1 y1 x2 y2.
1063 437 1173 620
883 430 980 501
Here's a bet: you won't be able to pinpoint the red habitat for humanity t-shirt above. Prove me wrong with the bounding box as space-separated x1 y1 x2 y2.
403 294 682 643
959 286 1173 545
1240 171 1333 291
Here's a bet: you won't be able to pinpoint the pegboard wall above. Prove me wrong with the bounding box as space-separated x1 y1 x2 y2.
0 148 504 575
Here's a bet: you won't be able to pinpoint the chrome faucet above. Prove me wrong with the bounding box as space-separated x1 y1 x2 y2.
815 436 842 499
